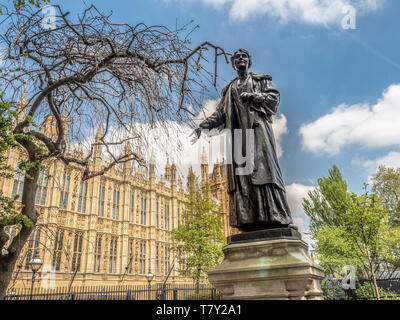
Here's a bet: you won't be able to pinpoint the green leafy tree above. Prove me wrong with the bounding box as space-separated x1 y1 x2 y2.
303 165 350 233
171 172 225 286
0 0 51 246
371 166 400 227
0 100 34 251
304 166 400 300
0 0 50 14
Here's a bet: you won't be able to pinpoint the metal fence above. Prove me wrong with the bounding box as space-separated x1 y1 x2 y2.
344 279 400 300
4 283 220 300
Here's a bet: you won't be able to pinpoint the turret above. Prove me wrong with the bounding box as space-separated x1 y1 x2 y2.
171 163 177 185
165 154 171 181
39 110 70 142
123 142 132 175
201 147 209 185
149 148 156 181
187 166 195 188
93 124 103 166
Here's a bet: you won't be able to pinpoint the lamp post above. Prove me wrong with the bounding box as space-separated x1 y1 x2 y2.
28 251 43 300
146 270 154 300
196 266 201 294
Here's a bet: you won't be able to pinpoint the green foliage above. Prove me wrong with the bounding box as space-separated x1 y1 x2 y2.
0 101 18 179
304 165 400 300
354 282 400 300
313 225 365 277
303 165 349 233
0 195 32 228
13 0 50 9
0 100 35 232
371 166 400 227
0 0 50 14
171 173 226 283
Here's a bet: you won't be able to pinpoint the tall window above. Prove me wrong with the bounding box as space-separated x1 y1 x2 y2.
35 168 49 205
93 235 102 273
164 246 170 275
134 241 139 274
52 230 64 271
128 239 134 274
177 207 180 226
59 173 70 210
11 160 25 200
156 200 159 228
129 192 135 223
184 209 188 224
164 203 169 230
140 195 146 225
112 187 120 220
155 244 160 275
24 230 40 270
77 181 88 213
98 183 105 217
71 233 83 272
139 242 146 274
109 238 117 273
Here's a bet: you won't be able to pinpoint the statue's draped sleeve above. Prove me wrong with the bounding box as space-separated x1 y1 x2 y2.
251 75 280 121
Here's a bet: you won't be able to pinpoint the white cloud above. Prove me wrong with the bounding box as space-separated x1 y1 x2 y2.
77 98 289 183
155 100 288 179
286 183 315 244
165 0 385 26
272 114 288 158
354 151 400 179
300 84 400 156
116 98 289 184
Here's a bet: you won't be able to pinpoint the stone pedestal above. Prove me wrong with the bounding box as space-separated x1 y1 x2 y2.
208 229 324 300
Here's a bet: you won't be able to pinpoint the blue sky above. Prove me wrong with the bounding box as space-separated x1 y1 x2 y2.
38 0 400 240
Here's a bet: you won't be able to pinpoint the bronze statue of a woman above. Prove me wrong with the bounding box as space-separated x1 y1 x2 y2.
191 48 296 232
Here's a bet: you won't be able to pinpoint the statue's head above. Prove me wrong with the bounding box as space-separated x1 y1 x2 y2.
231 48 252 72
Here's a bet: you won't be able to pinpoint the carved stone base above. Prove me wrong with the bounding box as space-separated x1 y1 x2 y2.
208 238 324 300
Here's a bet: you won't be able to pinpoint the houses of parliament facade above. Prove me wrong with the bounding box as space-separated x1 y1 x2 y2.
1 94 234 291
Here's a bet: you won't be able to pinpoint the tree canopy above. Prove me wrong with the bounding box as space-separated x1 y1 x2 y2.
170 172 225 284
371 166 400 227
303 165 400 300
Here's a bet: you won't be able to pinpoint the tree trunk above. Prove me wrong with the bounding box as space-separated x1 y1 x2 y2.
370 266 380 300
0 166 39 299
0 226 32 299
196 267 201 294
366 246 380 300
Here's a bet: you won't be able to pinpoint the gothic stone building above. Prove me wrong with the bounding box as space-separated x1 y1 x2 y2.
2 96 233 291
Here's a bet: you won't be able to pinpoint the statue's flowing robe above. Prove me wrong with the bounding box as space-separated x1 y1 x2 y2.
200 73 293 231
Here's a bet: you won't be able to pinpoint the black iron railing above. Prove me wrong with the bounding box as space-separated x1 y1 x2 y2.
4 283 220 300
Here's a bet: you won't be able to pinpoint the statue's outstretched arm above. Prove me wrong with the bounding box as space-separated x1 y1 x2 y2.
199 101 226 130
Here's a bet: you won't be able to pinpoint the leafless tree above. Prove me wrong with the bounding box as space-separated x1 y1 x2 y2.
0 4 229 298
